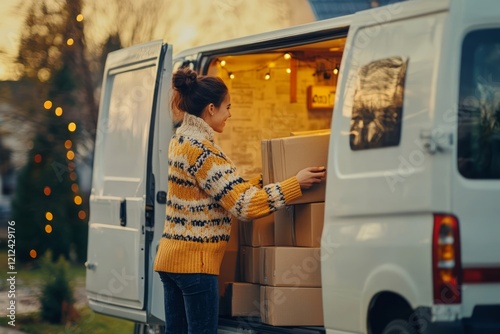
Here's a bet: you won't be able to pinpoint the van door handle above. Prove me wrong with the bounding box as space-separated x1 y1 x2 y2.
420 129 453 154
120 199 127 226
85 261 97 271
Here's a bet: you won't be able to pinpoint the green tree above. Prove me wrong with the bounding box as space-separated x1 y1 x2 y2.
12 0 91 263
39 252 75 324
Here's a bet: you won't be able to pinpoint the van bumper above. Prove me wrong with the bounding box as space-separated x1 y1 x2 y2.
423 305 500 334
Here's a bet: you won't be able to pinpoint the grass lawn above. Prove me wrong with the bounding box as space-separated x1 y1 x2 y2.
0 306 135 334
0 247 136 333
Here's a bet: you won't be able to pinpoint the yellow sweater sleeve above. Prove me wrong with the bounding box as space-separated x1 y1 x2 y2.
247 174 263 188
193 147 302 220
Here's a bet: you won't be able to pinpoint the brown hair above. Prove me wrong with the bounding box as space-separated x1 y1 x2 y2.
171 67 228 118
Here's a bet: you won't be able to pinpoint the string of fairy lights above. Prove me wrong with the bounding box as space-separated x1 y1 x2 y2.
217 52 340 81
26 13 88 259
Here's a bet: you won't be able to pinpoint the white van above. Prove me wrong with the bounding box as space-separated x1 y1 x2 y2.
85 0 500 333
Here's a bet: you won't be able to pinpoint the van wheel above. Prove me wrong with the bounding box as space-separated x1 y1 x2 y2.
381 319 417 334
133 323 165 334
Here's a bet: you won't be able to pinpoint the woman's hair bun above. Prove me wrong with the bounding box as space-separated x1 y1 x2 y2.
172 67 198 95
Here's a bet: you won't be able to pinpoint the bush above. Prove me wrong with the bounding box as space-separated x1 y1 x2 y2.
39 252 76 323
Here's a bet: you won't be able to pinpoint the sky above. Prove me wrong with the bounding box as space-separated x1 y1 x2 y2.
0 0 25 80
0 0 316 81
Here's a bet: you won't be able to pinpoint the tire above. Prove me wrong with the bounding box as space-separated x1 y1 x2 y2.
134 323 165 334
381 319 418 334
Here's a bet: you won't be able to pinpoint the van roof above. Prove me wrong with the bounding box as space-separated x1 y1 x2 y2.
173 0 449 59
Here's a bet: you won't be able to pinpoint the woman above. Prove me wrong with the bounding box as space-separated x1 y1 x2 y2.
154 67 326 334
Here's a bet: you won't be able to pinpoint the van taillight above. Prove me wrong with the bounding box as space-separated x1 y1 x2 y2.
432 214 462 304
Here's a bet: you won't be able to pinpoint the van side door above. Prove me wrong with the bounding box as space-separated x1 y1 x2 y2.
85 40 172 315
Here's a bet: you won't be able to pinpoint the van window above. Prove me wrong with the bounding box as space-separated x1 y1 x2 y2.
458 29 500 179
98 66 157 196
350 56 408 150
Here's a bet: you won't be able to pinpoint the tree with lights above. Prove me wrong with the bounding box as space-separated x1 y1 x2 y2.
12 0 93 263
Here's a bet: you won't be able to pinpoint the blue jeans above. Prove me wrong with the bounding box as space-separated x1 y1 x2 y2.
158 272 219 334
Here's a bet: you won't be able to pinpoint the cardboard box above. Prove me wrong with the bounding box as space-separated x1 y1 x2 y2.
224 282 261 317
274 206 295 246
259 247 321 287
228 217 240 251
239 214 274 247
260 286 323 326
240 246 260 283
274 203 325 247
219 250 239 299
295 202 325 247
261 133 329 205
219 219 240 297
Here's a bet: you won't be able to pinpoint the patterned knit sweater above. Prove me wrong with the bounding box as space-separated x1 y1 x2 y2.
153 113 302 275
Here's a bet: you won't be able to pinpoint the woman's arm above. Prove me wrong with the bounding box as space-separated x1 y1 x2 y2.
193 149 302 220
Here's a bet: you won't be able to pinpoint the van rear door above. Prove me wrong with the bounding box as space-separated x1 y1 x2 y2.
85 40 172 317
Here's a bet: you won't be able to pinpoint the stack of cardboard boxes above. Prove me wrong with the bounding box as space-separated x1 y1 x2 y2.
222 132 329 327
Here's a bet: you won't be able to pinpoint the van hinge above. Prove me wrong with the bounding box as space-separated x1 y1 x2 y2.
420 129 453 155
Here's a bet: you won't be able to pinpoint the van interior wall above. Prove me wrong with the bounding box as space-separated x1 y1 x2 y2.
209 51 340 179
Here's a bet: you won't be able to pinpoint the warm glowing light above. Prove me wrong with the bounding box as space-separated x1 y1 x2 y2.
440 269 453 283
64 140 72 149
74 195 82 205
67 150 75 160
43 186 51 196
220 60 226 67
286 68 292 74
44 100 53 109
34 154 42 163
67 38 74 46
333 67 339 75
68 162 75 171
45 224 53 233
38 68 51 82
30 249 37 259
229 72 235 79
55 107 63 116
68 122 77 132
76 14 84 22
264 73 271 80
71 183 79 193
45 212 53 221
284 53 291 60
70 172 77 181
78 210 87 220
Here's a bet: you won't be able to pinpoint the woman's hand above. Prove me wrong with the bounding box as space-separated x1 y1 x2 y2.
296 166 326 190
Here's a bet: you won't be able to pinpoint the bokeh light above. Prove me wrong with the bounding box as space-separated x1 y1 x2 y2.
78 210 87 220
76 14 84 22
67 38 74 46
30 249 37 259
71 183 79 193
43 100 52 109
55 107 63 116
45 224 53 233
43 186 51 196
74 195 82 205
34 154 42 163
67 150 75 160
38 68 51 82
45 212 53 221
70 172 77 181
68 122 77 132
64 140 72 149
